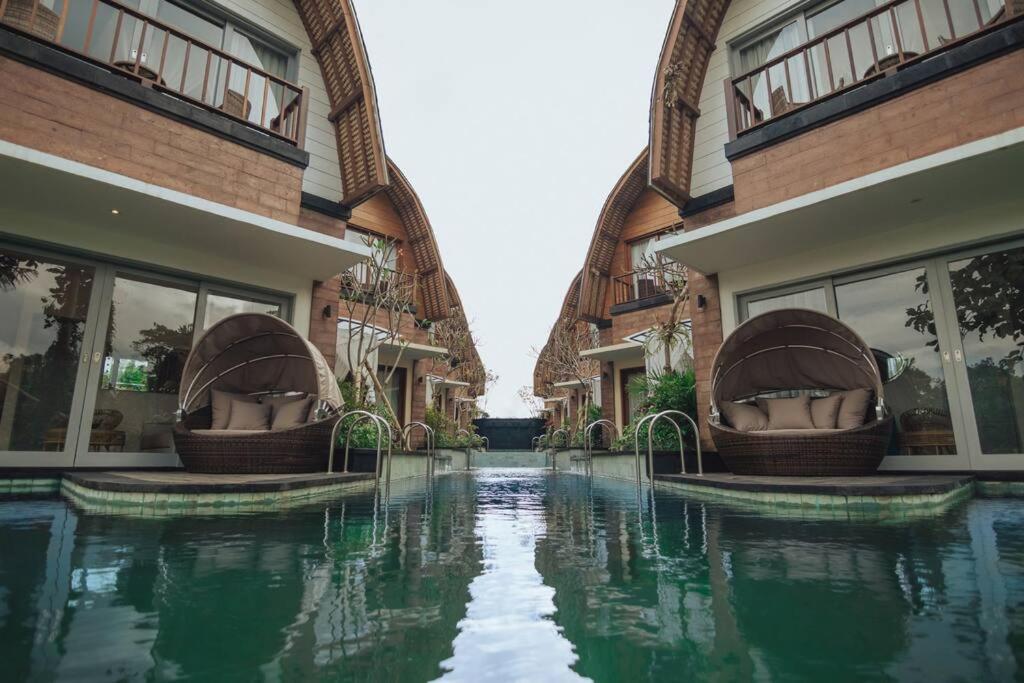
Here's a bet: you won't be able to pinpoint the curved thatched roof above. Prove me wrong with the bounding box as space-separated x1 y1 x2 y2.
296 0 389 206
443 271 487 396
532 271 583 396
383 160 452 321
649 0 730 206
577 150 649 321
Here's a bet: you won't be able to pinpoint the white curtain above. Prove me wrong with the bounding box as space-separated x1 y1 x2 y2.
335 324 378 399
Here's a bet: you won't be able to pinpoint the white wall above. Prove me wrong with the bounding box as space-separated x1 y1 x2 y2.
210 0 345 201
690 0 802 197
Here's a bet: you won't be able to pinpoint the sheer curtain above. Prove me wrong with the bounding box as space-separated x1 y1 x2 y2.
739 22 803 116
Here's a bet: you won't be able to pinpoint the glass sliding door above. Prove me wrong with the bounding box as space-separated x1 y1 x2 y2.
834 266 967 465
942 244 1024 465
0 248 98 465
80 273 197 460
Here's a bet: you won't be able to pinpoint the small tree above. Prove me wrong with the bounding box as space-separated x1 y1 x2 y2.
337 235 416 430
634 249 692 374
518 385 545 417
537 318 599 436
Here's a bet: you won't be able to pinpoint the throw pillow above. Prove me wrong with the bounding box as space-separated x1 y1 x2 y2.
721 401 769 432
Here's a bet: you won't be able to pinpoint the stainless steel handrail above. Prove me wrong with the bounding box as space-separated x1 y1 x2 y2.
584 419 619 475
549 428 570 471
632 413 660 486
329 411 388 480
646 410 703 490
401 422 435 478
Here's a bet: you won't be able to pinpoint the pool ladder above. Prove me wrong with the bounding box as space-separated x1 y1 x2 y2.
633 410 703 489
328 412 438 497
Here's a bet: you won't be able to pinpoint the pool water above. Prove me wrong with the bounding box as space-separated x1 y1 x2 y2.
2 470 1024 681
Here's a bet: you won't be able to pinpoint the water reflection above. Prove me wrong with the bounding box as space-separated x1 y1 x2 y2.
2 475 1024 681
440 470 583 681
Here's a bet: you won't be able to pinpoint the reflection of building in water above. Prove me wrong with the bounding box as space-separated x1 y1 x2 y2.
531 476 1023 680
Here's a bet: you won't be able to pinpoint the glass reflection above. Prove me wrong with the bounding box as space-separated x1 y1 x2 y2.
88 275 197 453
0 250 94 453
949 247 1024 455
836 268 955 455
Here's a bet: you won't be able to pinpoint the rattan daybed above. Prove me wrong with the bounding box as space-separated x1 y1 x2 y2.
173 313 343 474
709 308 893 476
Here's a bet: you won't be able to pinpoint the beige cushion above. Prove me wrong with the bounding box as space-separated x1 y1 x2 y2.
225 400 272 430
261 393 307 410
810 394 844 429
271 396 314 430
748 428 843 436
211 390 258 429
835 388 872 429
757 395 814 430
722 401 768 432
190 429 271 437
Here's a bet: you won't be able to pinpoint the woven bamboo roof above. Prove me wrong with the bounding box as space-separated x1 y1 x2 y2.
649 0 729 206
382 159 452 321
577 150 649 321
532 271 583 396
443 271 487 396
295 0 389 206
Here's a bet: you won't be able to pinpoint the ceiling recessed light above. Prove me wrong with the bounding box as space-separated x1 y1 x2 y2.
110 209 120 215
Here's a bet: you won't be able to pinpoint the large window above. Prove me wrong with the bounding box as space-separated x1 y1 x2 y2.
737 240 1024 466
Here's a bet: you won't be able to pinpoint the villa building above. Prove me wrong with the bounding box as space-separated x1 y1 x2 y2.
648 0 1024 470
533 149 708 437
0 0 482 469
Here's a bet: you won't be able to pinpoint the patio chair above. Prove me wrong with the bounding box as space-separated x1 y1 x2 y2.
173 313 343 473
708 308 893 476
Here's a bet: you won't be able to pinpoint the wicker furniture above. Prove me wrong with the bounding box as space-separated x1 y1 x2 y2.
173 313 343 474
1 0 60 40
897 407 955 455
709 308 893 476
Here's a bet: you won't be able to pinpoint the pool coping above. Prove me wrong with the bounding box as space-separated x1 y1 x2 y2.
652 473 976 511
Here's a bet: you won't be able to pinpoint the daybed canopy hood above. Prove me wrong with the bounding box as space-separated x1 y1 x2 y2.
710 308 884 413
179 313 343 413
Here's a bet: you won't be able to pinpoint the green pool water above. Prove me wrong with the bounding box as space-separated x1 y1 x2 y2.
2 470 1023 681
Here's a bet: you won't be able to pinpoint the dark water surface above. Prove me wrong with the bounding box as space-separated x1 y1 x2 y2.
2 470 1024 682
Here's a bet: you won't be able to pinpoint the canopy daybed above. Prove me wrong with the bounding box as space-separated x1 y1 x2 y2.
709 309 892 476
174 313 343 474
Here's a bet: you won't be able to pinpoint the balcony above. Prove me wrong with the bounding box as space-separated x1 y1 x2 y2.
726 0 1016 138
340 267 420 308
0 0 308 147
612 270 670 307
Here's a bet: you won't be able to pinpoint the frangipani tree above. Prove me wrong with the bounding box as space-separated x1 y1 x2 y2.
634 249 692 375
337 234 416 430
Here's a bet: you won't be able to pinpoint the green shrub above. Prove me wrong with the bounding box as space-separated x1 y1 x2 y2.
611 370 697 451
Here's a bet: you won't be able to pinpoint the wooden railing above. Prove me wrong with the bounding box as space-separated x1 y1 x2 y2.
0 0 308 146
726 0 1013 137
341 267 419 302
612 271 668 306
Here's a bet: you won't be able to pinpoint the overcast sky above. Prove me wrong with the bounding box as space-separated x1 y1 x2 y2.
355 0 675 417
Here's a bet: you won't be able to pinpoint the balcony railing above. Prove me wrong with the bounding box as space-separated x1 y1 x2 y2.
340 267 419 304
0 0 308 146
612 271 668 306
726 0 1014 137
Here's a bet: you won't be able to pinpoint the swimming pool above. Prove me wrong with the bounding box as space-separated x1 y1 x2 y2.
1 470 1022 681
